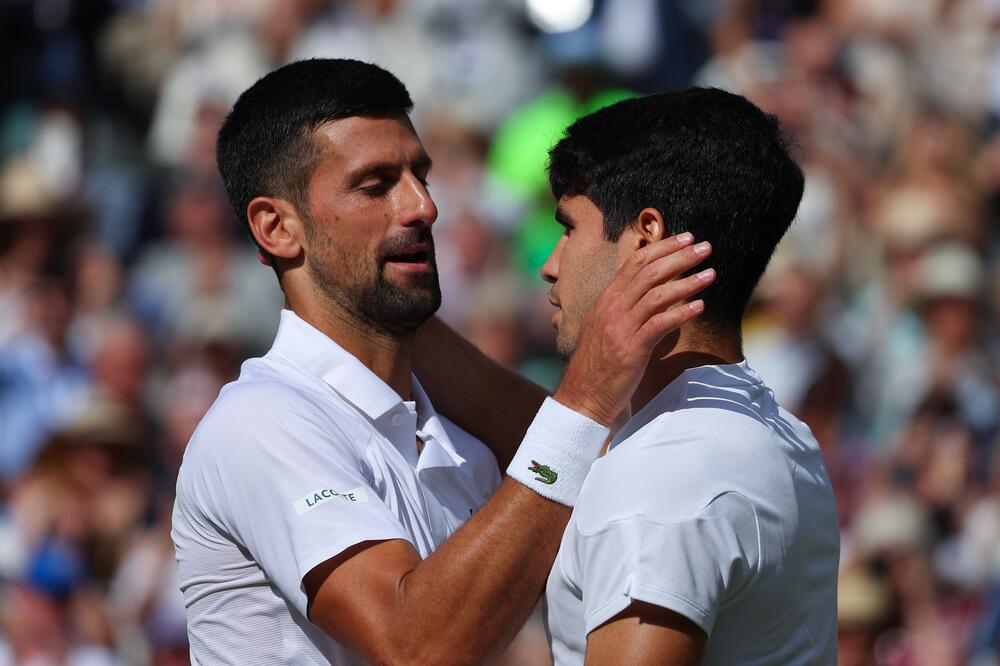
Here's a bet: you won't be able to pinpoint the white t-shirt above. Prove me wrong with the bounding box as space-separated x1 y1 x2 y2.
545 361 840 665
171 310 502 665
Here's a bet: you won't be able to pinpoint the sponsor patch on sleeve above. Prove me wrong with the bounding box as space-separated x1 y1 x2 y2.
294 486 370 515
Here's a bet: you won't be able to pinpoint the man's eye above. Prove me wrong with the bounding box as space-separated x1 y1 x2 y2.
361 181 392 196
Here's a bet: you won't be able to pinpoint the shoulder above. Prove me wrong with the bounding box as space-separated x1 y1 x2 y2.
638 403 781 450
578 409 780 527
623 402 806 479
204 355 368 436
192 378 321 445
182 366 373 481
177 372 377 529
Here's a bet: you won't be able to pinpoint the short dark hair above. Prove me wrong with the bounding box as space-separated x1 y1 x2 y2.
547 88 804 331
216 59 414 260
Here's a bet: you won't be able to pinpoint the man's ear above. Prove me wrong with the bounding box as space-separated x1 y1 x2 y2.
246 196 306 264
634 207 667 248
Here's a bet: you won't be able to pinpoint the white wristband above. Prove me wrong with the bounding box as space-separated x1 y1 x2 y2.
506 397 610 507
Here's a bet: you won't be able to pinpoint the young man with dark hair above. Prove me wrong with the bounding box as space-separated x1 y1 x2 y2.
172 59 716 664
531 89 839 664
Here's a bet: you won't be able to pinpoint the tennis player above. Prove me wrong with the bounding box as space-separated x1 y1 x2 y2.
171 59 716 664
539 90 839 664
429 89 840 665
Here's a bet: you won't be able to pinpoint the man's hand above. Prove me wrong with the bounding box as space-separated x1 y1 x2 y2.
555 234 714 425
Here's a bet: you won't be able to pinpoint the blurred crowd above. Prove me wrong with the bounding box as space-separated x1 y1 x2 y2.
5 0 1000 664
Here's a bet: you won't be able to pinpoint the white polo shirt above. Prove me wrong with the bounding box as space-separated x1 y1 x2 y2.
172 310 502 665
545 362 840 665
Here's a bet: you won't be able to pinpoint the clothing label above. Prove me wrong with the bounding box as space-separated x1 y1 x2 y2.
294 486 370 515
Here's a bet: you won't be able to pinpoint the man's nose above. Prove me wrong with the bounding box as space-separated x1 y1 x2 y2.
399 173 437 228
540 236 565 285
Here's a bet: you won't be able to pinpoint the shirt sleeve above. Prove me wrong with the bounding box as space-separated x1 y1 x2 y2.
186 380 412 618
576 491 761 638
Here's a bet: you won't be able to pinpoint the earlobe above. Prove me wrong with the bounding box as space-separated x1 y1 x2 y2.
636 208 667 247
247 196 303 262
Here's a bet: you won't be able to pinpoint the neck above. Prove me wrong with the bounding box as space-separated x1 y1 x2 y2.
629 325 744 417
287 295 415 400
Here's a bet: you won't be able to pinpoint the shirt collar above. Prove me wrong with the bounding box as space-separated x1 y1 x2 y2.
267 309 403 421
411 377 465 471
610 360 765 449
266 309 464 468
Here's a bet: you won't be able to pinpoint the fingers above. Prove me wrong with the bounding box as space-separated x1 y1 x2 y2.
632 299 706 350
619 240 713 310
626 267 716 332
606 233 695 295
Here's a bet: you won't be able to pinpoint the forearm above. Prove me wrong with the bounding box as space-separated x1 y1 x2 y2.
310 397 609 664
414 316 547 467
393 479 569 664
386 394 606 662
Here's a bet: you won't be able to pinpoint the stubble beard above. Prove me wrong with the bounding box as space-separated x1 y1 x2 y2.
555 322 578 361
307 225 441 339
553 258 617 362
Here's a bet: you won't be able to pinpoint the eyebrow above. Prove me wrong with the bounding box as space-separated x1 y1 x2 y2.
347 154 433 188
554 206 574 228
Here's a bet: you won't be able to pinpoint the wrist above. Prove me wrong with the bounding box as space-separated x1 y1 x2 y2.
552 386 618 427
506 397 610 506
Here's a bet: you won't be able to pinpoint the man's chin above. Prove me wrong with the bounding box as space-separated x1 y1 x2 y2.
555 331 578 362
347 270 442 337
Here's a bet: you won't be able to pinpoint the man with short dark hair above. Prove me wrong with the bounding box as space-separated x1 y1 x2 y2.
534 89 840 664
172 59 715 664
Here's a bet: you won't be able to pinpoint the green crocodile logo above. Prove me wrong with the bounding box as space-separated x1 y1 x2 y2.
528 460 558 485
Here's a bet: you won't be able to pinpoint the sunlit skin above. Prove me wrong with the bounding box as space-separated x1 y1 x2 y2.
543 195 623 360
246 115 438 399
541 195 739 421
305 117 437 282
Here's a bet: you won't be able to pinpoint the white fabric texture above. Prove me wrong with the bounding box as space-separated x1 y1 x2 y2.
545 361 840 665
507 397 610 507
172 309 501 665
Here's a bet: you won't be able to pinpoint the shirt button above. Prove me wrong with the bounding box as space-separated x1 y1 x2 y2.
391 413 404 427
